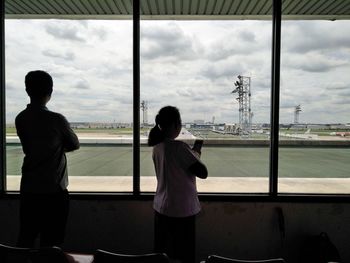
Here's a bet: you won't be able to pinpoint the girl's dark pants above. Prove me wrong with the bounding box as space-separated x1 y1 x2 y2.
154 211 196 263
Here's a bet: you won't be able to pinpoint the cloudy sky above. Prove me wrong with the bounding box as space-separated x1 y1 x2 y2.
5 19 350 124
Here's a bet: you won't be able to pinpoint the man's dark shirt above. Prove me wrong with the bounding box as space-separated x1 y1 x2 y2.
15 104 79 194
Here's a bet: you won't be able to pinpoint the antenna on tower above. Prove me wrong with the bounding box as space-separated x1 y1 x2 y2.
141 100 148 126
231 75 252 135
294 105 301 124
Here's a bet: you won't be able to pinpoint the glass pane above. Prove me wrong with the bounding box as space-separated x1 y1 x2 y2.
140 18 272 193
279 18 350 193
5 20 133 192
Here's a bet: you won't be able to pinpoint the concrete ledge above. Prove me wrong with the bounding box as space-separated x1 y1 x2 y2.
6 176 350 194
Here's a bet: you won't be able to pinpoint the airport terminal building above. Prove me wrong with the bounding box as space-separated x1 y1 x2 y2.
1 1 350 262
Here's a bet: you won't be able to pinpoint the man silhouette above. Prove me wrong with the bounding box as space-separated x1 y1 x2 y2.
16 70 79 247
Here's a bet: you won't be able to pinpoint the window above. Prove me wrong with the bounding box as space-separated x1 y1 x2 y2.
5 19 133 192
1 0 349 197
140 19 272 193
279 19 350 194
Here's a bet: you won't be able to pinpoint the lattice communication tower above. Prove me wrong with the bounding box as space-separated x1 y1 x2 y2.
294 105 301 124
141 100 148 125
231 75 252 135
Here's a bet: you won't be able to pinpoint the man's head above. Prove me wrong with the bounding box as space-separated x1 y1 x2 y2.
25 70 53 100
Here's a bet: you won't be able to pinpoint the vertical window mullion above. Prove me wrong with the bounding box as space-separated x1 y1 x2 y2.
133 0 140 195
0 0 5 194
269 0 281 196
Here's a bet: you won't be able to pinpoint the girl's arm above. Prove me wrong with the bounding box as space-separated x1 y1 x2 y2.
189 161 208 179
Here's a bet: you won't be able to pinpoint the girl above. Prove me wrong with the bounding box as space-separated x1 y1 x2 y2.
148 106 208 263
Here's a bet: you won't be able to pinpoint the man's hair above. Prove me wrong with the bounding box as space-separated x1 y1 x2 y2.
25 70 53 98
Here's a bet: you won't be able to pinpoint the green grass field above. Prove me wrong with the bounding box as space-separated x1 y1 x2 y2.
6 145 350 178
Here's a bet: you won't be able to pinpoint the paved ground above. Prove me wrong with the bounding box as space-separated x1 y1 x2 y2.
6 145 350 193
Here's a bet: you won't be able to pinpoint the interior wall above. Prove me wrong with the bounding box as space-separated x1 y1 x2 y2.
0 198 349 263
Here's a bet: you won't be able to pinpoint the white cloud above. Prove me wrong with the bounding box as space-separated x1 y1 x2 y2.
282 52 347 73
42 49 75 61
141 22 201 60
282 21 350 54
45 22 87 42
4 19 350 124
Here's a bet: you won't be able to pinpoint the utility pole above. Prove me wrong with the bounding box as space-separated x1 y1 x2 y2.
141 100 148 126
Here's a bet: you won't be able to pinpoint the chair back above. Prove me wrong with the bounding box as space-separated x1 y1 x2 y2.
94 249 170 263
0 243 31 263
0 243 69 263
206 255 286 263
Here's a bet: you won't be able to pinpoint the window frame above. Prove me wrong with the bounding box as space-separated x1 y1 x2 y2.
1 0 6 195
269 0 281 196
1 0 349 200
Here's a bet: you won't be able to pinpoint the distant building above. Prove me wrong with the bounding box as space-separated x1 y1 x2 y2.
194 119 205 125
330 124 349 129
70 122 131 129
224 123 237 134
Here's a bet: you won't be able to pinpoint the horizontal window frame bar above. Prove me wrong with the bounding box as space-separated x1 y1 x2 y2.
5 15 350 21
2 191 350 202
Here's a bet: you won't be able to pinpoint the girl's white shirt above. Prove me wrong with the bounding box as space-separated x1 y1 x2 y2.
152 139 202 217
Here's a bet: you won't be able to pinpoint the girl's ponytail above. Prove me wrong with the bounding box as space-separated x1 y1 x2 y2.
148 115 165 146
